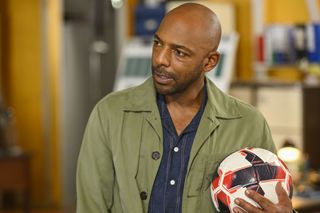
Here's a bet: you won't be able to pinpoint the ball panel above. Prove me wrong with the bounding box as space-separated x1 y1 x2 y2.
216 190 231 212
259 181 280 203
223 167 258 190
212 175 220 190
240 150 264 165
277 157 290 170
254 164 286 181
244 148 278 163
219 152 253 172
211 187 220 211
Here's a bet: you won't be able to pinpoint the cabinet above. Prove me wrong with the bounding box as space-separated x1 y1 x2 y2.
0 153 31 212
230 82 320 169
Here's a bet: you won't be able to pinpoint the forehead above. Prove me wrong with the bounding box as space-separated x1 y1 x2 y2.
156 15 210 51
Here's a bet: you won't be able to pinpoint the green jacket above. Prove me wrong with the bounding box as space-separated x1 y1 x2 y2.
77 77 276 213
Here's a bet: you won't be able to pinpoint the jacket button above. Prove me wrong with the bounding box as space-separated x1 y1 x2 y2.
140 191 148 200
151 151 160 160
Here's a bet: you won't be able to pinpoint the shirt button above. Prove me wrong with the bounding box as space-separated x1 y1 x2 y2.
170 180 176 186
140 191 148 200
173 147 179 152
151 151 161 160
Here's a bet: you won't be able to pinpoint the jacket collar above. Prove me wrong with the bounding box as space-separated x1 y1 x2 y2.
121 78 157 112
204 77 242 120
122 77 242 120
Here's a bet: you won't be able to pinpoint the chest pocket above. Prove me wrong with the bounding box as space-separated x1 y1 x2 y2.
186 156 207 197
186 156 220 197
186 134 231 197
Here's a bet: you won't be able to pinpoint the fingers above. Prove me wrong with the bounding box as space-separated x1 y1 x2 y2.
276 181 290 204
244 189 274 210
234 184 293 213
276 181 292 209
233 205 246 213
234 196 263 213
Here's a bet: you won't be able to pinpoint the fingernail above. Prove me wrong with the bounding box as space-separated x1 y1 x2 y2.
233 208 239 213
245 190 251 195
235 198 240 205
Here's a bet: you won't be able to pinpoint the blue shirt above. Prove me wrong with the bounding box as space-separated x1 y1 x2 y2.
148 89 207 213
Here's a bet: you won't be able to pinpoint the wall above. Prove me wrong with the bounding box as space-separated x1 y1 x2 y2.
2 0 62 206
6 0 45 205
264 0 309 24
43 0 63 206
217 0 253 80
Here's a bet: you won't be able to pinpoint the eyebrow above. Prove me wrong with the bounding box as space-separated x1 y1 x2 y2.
154 34 194 55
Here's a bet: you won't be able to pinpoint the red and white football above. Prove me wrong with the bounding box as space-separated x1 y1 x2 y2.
211 147 293 212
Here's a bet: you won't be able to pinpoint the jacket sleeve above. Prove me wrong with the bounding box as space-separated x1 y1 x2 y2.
76 105 114 212
261 119 277 154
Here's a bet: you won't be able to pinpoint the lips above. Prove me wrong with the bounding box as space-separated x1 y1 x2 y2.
153 71 174 84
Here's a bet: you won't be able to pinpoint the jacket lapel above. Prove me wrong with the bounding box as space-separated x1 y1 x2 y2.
187 104 220 174
145 111 162 141
186 78 242 175
122 77 163 142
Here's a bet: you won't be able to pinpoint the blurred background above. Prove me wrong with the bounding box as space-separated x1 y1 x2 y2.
1 0 320 212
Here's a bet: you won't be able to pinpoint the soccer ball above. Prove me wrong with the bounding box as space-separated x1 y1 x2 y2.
211 147 293 212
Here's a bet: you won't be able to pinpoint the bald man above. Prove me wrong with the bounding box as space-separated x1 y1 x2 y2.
77 3 293 213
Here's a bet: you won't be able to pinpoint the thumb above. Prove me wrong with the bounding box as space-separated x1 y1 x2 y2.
276 181 289 203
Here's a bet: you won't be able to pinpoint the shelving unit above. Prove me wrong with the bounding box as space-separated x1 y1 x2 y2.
251 0 320 81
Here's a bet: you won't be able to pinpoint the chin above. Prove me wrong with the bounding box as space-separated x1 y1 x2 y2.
154 83 173 95
155 85 182 96
155 86 170 95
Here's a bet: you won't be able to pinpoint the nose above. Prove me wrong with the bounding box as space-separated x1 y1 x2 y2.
153 47 170 67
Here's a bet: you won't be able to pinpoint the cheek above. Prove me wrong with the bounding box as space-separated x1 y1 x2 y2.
171 57 194 69
173 60 201 75
151 50 157 64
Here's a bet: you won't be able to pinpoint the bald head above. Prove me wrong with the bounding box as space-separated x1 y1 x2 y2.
161 3 222 51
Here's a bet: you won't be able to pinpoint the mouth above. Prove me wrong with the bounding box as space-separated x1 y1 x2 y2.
153 70 174 84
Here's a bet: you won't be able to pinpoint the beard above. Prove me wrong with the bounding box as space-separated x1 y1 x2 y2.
151 65 202 96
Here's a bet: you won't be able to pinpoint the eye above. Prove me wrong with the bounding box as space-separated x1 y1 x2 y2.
153 39 161 47
173 49 187 57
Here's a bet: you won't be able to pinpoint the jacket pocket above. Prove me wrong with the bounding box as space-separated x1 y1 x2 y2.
186 157 208 197
203 160 220 191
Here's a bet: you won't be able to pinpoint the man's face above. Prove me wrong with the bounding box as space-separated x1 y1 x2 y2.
151 16 211 95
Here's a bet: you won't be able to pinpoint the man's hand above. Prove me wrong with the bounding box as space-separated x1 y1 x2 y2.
233 182 293 213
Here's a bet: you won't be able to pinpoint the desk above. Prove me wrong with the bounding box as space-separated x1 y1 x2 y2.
0 153 31 213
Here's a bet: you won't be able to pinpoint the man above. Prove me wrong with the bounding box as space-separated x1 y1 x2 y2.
77 3 293 213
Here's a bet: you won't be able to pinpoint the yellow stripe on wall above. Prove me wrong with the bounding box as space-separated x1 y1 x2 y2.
7 0 46 205
45 0 62 206
264 0 309 24
5 0 62 206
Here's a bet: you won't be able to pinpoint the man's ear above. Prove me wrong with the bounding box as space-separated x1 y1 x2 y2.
203 51 220 73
